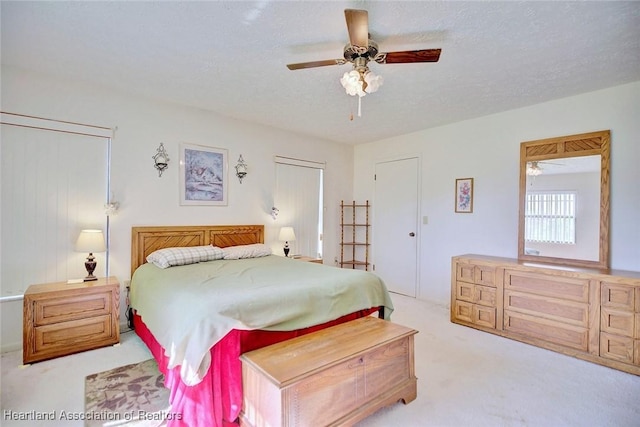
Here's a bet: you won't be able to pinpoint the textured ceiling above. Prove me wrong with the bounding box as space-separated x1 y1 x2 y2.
2 1 639 145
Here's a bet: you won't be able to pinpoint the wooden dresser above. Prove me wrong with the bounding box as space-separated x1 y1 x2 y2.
451 255 640 375
240 316 417 426
23 277 120 364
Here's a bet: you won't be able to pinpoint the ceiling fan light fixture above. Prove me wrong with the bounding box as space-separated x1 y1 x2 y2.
527 161 543 176
340 69 366 96
340 67 382 118
340 68 383 97
364 70 383 94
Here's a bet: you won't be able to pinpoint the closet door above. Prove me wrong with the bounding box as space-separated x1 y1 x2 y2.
373 157 419 297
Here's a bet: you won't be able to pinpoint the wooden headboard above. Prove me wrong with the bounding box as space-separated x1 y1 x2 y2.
131 225 264 276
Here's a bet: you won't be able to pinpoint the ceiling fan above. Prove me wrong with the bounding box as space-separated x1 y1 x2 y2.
286 9 441 116
526 160 564 176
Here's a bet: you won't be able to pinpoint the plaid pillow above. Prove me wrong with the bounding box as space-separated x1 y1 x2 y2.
146 245 225 269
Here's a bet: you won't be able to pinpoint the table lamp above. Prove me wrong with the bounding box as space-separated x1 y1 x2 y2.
75 229 106 281
278 227 296 257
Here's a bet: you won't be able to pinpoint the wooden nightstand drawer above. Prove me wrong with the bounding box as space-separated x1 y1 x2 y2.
34 314 113 355
34 291 112 326
23 277 119 364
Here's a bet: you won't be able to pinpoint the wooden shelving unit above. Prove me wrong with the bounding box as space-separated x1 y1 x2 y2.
340 200 370 270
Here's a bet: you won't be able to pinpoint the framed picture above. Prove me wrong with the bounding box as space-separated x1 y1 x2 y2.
180 143 228 206
455 178 474 213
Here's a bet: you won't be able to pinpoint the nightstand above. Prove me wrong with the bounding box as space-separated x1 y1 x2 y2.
295 256 323 264
23 276 120 364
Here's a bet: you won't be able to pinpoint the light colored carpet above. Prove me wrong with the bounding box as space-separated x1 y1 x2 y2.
84 359 169 427
2 294 639 427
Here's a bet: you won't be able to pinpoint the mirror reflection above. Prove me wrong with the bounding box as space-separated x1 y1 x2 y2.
524 155 601 261
518 130 610 269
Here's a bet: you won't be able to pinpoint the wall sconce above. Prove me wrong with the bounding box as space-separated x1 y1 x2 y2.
104 201 120 216
235 154 248 183
75 229 106 281
271 207 279 220
152 143 170 177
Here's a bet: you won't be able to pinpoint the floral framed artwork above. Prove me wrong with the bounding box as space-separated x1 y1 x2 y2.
455 178 474 213
180 143 228 206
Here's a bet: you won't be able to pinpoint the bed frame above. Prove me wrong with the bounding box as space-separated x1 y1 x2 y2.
130 224 264 276
129 224 387 426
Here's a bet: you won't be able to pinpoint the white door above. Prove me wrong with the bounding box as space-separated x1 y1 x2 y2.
373 157 419 297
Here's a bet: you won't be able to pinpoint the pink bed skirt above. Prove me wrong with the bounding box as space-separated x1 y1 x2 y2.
133 307 380 427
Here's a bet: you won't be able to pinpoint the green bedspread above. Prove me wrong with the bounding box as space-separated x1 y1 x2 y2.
130 255 393 385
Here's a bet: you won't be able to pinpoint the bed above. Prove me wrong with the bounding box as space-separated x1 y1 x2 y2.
129 225 394 427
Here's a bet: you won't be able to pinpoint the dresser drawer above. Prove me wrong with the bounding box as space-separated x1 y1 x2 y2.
504 310 588 351
601 307 635 337
456 263 475 284
455 282 475 303
474 265 496 287
473 305 496 329
601 282 635 311
505 290 588 327
453 300 474 323
600 332 634 364
476 285 496 307
453 300 495 328
34 291 112 326
504 270 589 303
455 262 496 287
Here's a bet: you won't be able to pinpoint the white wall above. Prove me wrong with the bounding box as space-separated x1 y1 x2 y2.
0 65 354 352
354 81 640 305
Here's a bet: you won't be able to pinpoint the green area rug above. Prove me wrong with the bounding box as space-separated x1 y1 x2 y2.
84 359 170 427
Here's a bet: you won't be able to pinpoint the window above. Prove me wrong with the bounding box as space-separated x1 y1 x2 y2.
525 191 576 244
275 156 324 258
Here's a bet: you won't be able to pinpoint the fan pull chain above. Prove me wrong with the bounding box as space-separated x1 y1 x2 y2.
358 96 362 117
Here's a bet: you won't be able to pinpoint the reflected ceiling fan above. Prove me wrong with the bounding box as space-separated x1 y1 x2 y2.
526 160 564 176
286 9 441 116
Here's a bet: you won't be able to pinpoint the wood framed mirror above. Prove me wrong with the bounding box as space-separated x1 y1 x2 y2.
518 130 610 269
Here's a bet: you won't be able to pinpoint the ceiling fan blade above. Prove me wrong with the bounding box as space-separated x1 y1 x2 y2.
344 9 369 49
286 59 344 70
378 48 442 64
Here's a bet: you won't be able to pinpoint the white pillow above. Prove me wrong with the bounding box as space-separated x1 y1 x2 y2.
222 243 272 260
146 245 225 269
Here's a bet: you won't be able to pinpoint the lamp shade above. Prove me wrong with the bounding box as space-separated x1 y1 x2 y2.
278 227 296 242
75 229 106 253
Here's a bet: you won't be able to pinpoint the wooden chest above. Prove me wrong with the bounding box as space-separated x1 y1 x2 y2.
239 316 417 426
